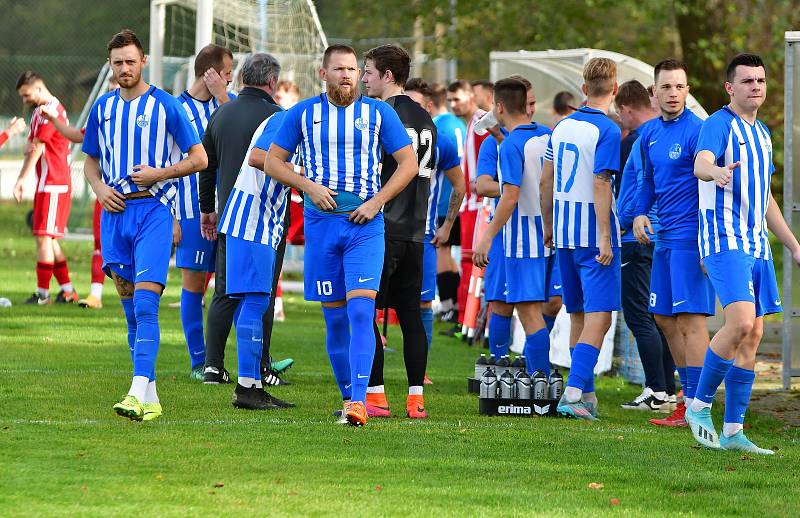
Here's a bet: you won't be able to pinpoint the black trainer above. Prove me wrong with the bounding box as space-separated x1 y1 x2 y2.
232 384 280 410
265 391 295 408
261 368 291 386
24 292 51 305
203 366 232 384
620 387 666 411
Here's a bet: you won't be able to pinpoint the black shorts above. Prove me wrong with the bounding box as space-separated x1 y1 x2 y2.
435 215 461 246
376 239 424 310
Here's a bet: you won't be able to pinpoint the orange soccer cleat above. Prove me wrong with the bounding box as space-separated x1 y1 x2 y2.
650 402 687 427
406 394 427 419
345 401 368 427
366 392 391 417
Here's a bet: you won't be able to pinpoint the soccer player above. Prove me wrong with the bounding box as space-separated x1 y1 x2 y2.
404 77 464 353
264 45 416 426
430 83 466 323
275 80 300 109
687 54 800 454
614 79 679 414
13 71 77 305
36 76 120 310
218 111 295 410
0 117 25 149
175 44 234 381
541 57 622 420
471 80 494 112
473 77 553 376
632 60 715 421
360 45 440 419
447 80 490 333
551 91 577 127
82 29 207 421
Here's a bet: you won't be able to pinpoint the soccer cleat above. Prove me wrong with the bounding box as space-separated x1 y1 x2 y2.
269 357 294 374
24 292 51 305
685 405 721 449
650 402 688 427
662 393 678 413
620 387 665 411
77 294 103 309
203 366 232 384
232 384 280 410
262 370 290 386
583 400 599 419
720 431 774 455
54 289 79 304
345 401 368 427
423 373 433 385
406 394 427 419
190 365 204 381
557 395 598 421
365 392 391 417
141 402 163 421
113 395 143 420
438 324 461 337
265 391 295 408
335 401 350 424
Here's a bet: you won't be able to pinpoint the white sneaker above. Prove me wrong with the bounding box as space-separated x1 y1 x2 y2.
620 387 666 411
661 393 678 413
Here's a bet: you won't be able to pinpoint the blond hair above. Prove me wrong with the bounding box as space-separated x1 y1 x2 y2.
583 57 617 97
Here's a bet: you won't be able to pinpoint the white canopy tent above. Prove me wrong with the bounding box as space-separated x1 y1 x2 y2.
490 48 708 125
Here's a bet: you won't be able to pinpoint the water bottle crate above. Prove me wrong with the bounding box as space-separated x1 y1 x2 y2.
467 377 480 393
479 397 559 417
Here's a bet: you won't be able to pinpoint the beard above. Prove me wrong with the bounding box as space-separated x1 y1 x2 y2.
115 71 141 89
327 82 358 106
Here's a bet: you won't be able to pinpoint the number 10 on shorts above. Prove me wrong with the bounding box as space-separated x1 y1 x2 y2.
317 280 333 296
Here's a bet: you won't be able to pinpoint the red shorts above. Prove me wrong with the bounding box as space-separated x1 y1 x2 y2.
32 185 71 238
93 200 102 244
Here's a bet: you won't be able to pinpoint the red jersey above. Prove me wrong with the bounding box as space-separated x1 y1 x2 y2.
28 98 71 190
460 109 489 212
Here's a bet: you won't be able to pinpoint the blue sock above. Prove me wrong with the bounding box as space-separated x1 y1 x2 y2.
421 307 433 351
180 289 206 369
132 290 161 380
567 343 599 391
488 314 512 358
723 366 755 425
676 367 688 396
543 314 556 333
523 328 550 376
323 305 351 400
695 348 734 405
235 293 269 381
570 346 594 393
347 297 376 404
121 298 136 364
685 366 702 400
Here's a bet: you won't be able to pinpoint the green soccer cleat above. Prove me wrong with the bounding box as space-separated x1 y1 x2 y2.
141 402 163 421
190 365 204 381
720 431 774 455
685 405 721 450
269 357 294 375
113 395 143 421
556 395 598 421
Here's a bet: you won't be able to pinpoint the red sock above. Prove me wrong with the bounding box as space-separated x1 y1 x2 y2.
53 260 71 286
91 250 105 284
36 262 54 291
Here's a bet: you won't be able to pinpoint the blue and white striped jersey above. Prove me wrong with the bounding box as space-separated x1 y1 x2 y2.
175 91 234 219
499 123 552 259
272 94 410 204
696 106 774 259
82 85 200 208
218 112 295 250
545 107 621 249
426 131 460 237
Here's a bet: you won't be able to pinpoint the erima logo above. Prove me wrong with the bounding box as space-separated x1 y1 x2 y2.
534 404 551 415
498 404 532 415
668 143 682 160
136 114 150 128
354 117 368 131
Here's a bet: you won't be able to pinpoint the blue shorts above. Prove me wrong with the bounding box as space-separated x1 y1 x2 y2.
303 208 385 302
484 232 506 302
176 215 216 272
704 250 781 317
421 236 436 302
101 197 172 286
225 234 276 296
505 256 548 303
547 253 562 299
649 246 715 316
557 247 621 313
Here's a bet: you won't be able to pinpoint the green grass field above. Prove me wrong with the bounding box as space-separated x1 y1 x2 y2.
1 201 798 516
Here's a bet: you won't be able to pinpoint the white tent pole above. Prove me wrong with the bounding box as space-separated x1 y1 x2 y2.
196 0 214 52
149 0 166 88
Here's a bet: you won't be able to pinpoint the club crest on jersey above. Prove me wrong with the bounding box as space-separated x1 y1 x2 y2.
136 114 150 128
353 117 368 131
668 143 681 160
